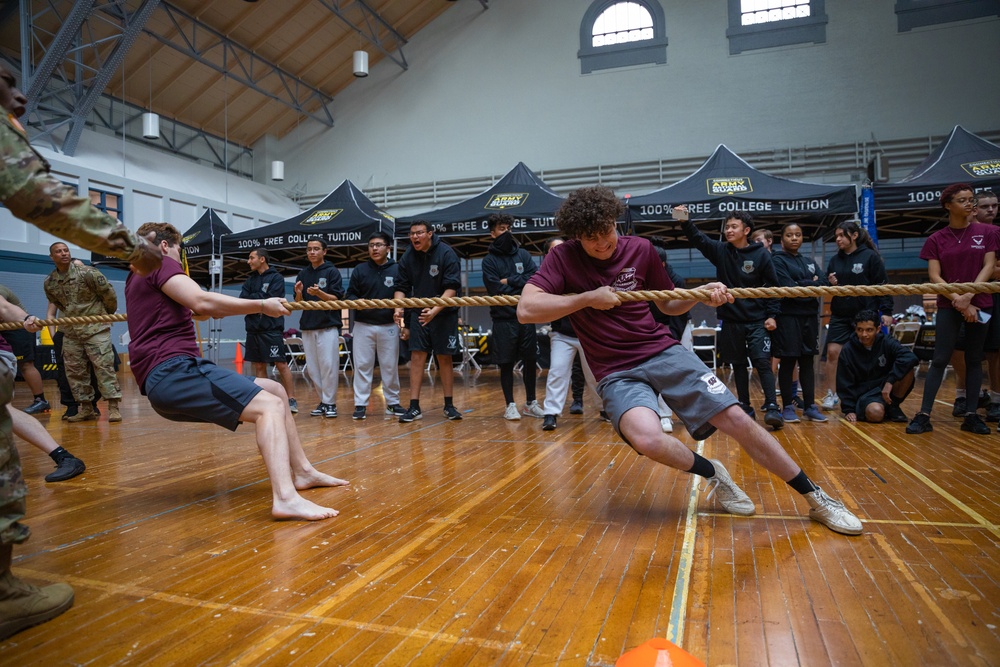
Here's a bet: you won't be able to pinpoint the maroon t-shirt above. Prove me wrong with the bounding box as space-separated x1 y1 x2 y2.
919 222 999 310
125 256 203 391
527 235 679 382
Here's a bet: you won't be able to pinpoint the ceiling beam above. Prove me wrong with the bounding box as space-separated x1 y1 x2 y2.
312 0 409 71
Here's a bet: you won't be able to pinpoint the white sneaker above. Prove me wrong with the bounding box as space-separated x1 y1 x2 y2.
704 460 756 516
522 400 545 418
819 389 840 411
660 416 673 433
504 402 521 421
805 488 863 535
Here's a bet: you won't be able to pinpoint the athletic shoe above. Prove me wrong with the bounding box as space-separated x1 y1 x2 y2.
791 394 805 410
885 402 908 423
704 460 756 516
542 414 557 431
0 571 75 641
660 416 674 433
805 488 863 535
819 390 840 411
443 405 463 421
569 399 584 415
503 402 521 421
311 403 328 417
599 410 611 423
952 396 967 417
764 404 784 430
978 389 991 410
801 405 828 422
781 406 800 423
905 413 933 434
61 406 77 421
66 405 96 423
741 403 756 420
288 398 298 414
522 400 545 418
324 404 338 418
352 406 367 420
23 398 50 415
986 402 1000 423
961 413 990 435
45 456 85 483
399 407 423 423
386 404 407 416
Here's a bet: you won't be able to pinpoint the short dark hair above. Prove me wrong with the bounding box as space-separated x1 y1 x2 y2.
555 185 623 239
543 237 565 254
49 241 68 253
976 189 997 203
250 247 270 262
306 236 327 249
853 309 880 327
409 220 431 233
940 183 973 209
368 231 391 245
724 211 754 232
487 213 515 232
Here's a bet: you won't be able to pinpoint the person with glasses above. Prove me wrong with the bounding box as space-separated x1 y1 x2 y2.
293 237 344 419
346 232 405 420
393 221 464 422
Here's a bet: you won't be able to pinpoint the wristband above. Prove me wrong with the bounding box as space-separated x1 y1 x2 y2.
23 314 32 322
260 299 265 313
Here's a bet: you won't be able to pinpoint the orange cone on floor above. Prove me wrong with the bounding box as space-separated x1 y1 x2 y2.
615 638 705 667
234 342 244 368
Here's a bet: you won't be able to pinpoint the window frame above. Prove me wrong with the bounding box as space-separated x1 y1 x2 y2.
726 0 828 55
578 0 668 75
895 0 1000 32
89 187 124 223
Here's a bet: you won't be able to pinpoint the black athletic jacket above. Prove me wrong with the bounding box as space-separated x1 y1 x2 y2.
346 257 399 325
395 234 462 314
682 219 780 322
771 248 825 316
825 246 893 318
836 332 919 415
296 261 344 330
482 232 538 321
240 266 285 333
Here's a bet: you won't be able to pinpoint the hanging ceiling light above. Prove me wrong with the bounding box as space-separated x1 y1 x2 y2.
143 42 159 139
271 160 285 181
353 50 369 77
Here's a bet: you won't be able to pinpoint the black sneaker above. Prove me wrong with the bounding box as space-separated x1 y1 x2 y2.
763 404 784 430
569 400 584 415
399 407 423 423
324 404 338 418
978 389 991 410
385 404 407 416
952 397 967 417
741 403 756 420
791 394 805 410
311 403 328 417
961 413 990 435
987 402 1000 423
352 406 366 420
443 405 463 421
45 456 85 482
599 410 611 423
886 402 908 423
542 414 557 431
906 413 933 434
23 398 51 415
61 406 78 421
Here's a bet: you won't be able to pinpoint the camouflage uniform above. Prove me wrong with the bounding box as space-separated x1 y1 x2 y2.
0 349 29 545
43 264 121 403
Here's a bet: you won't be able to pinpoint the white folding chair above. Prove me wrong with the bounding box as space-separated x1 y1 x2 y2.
892 322 920 349
339 336 353 375
691 326 718 372
284 337 307 375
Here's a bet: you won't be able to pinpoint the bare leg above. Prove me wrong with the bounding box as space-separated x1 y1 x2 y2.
409 350 428 401
274 362 296 401
708 405 801 481
10 408 57 455
241 379 346 521
18 362 44 397
864 404 886 423
823 343 843 394
618 407 696 469
437 354 454 398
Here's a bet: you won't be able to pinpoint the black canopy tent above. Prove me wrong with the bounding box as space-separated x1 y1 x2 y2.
625 145 858 247
395 162 565 258
219 179 395 283
872 126 1000 239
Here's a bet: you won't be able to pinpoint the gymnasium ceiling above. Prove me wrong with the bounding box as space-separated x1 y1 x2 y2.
0 0 482 152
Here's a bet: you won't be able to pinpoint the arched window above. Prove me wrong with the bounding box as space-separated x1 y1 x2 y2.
579 0 668 74
727 0 828 55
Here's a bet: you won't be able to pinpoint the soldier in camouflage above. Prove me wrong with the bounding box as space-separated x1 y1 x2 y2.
44 243 122 423
0 62 161 639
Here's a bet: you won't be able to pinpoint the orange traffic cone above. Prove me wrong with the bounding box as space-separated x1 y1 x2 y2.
234 342 244 369
616 638 706 667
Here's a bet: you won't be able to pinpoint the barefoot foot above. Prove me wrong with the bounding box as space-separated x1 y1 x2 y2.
294 468 350 490
272 495 340 521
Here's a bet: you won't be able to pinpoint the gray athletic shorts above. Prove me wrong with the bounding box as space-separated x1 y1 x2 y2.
145 356 262 432
597 345 739 449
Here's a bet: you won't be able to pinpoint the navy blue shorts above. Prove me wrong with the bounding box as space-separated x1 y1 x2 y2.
245 331 287 363
407 309 459 356
145 356 262 431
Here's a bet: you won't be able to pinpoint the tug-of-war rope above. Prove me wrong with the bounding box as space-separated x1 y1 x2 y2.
3 282 999 332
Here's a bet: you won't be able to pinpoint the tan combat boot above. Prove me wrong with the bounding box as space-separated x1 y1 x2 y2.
0 545 75 641
65 403 96 422
107 399 122 423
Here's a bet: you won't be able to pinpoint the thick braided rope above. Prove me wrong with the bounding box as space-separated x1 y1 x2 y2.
3 282 998 332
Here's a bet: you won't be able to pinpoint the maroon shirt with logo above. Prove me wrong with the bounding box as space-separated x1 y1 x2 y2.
919 222 999 311
527 235 678 381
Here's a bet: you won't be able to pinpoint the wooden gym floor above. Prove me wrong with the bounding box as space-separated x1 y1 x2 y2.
2 363 998 666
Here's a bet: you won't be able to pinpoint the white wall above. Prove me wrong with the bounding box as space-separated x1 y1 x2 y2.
278 0 999 194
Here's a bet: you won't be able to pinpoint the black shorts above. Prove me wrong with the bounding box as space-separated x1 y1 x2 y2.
986 294 1000 352
772 314 819 358
245 331 287 363
407 309 459 356
826 316 854 346
855 379 914 422
0 329 35 362
490 320 537 365
718 321 772 364
145 356 262 432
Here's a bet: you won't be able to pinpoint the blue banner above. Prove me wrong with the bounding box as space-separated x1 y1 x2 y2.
860 184 878 248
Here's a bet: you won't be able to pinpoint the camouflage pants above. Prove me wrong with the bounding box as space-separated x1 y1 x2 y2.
0 351 29 546
64 330 121 403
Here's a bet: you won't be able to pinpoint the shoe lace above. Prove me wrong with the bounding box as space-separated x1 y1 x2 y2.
702 476 723 502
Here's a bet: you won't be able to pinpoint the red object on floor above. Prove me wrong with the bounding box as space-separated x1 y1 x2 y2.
234 342 243 367
615 638 706 667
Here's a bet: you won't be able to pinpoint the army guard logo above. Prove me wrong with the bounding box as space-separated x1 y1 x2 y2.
485 193 528 209
318 278 327 289
384 276 394 288
515 262 524 274
701 372 726 395
742 260 755 274
852 263 863 274
301 209 343 226
429 264 439 277
707 177 752 196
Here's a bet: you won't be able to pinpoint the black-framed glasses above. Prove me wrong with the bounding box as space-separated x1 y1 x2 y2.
368 243 387 248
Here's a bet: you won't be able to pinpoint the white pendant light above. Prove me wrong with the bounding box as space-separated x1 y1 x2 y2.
271 160 285 181
142 112 160 139
353 50 369 77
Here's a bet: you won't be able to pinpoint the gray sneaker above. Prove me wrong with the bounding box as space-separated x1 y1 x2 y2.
704 460 756 516
805 488 863 535
288 398 298 414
